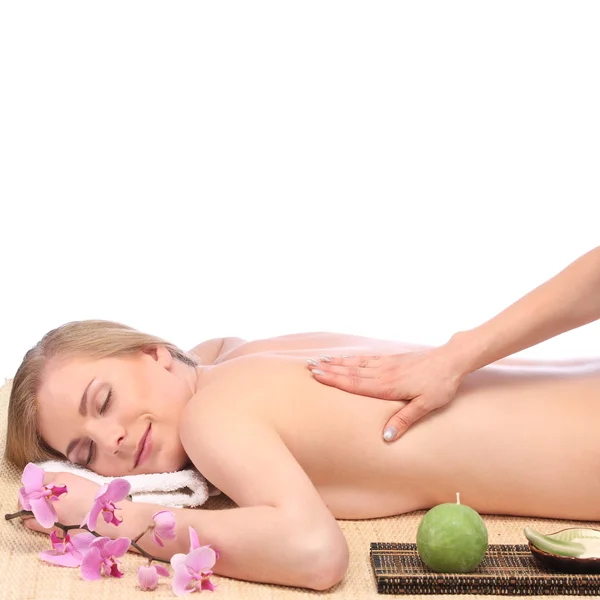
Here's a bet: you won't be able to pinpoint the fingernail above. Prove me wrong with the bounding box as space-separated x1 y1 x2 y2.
319 355 332 362
312 369 326 376
306 359 319 367
383 426 398 442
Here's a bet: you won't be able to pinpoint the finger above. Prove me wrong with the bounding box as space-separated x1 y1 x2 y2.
382 402 430 442
320 355 383 369
307 363 380 379
310 368 383 398
21 515 55 535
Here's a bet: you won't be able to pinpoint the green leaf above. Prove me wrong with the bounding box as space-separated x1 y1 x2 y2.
524 527 586 557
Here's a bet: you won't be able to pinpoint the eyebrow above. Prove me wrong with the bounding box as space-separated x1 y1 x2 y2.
64 378 96 459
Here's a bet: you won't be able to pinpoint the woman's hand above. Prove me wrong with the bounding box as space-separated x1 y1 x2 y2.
308 346 465 441
21 472 102 535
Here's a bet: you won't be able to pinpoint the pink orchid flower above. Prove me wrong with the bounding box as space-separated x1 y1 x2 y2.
188 526 219 560
171 528 218 595
171 546 217 595
18 463 67 528
39 531 95 567
138 563 170 591
151 510 177 547
80 536 131 580
80 479 131 531
189 526 200 551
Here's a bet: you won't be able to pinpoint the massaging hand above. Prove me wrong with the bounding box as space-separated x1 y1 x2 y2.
21 472 102 535
309 347 463 442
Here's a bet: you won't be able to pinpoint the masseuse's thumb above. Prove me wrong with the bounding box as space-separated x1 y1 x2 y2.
382 401 429 442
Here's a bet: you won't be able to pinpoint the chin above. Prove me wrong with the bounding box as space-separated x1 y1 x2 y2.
151 446 190 474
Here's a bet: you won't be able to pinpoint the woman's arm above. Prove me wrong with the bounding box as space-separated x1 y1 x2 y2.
310 245 600 440
26 443 346 590
125 379 346 590
106 494 346 590
445 245 600 372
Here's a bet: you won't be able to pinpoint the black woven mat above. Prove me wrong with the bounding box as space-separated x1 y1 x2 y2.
371 542 600 595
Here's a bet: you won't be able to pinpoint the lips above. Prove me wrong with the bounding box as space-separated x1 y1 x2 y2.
134 424 151 469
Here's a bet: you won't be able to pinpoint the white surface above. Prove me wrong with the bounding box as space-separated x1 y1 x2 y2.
1 2 599 379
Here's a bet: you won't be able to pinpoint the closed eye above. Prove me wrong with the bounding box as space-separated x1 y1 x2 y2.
99 389 113 415
84 390 113 466
85 441 95 466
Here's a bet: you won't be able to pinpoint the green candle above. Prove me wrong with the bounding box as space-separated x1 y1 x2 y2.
416 493 488 573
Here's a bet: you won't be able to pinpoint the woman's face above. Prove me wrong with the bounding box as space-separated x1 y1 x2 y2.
37 347 195 476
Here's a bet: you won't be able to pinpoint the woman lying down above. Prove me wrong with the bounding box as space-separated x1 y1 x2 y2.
6 320 600 590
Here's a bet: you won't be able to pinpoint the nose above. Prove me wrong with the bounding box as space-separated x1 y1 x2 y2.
92 422 126 456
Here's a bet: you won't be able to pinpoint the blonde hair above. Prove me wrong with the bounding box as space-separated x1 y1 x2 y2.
5 320 197 469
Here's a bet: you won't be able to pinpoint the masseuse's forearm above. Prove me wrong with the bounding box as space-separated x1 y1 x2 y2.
114 500 345 590
446 246 600 375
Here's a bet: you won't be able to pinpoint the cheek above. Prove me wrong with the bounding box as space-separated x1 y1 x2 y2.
166 438 189 471
121 376 163 417
147 379 189 419
155 418 188 468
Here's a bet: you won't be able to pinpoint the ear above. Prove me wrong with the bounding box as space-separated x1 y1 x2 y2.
143 345 173 370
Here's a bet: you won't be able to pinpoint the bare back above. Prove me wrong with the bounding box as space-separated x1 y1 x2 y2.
191 333 600 522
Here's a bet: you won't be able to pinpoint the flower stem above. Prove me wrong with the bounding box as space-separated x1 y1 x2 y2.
58 524 87 532
5 512 168 564
132 525 153 544
5 510 32 520
60 523 168 564
130 540 168 563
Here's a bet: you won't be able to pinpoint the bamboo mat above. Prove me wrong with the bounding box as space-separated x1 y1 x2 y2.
371 542 600 595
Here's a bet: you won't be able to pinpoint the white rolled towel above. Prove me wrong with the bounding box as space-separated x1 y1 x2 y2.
37 459 220 508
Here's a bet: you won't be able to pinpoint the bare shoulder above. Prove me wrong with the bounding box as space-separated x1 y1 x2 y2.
190 353 297 412
178 353 288 441
177 359 266 500
177 353 302 457
177 355 326 509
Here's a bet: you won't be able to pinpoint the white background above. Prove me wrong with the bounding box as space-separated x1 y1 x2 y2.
1 1 598 380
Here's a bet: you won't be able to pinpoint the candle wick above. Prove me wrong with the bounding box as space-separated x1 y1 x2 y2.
456 492 461 505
